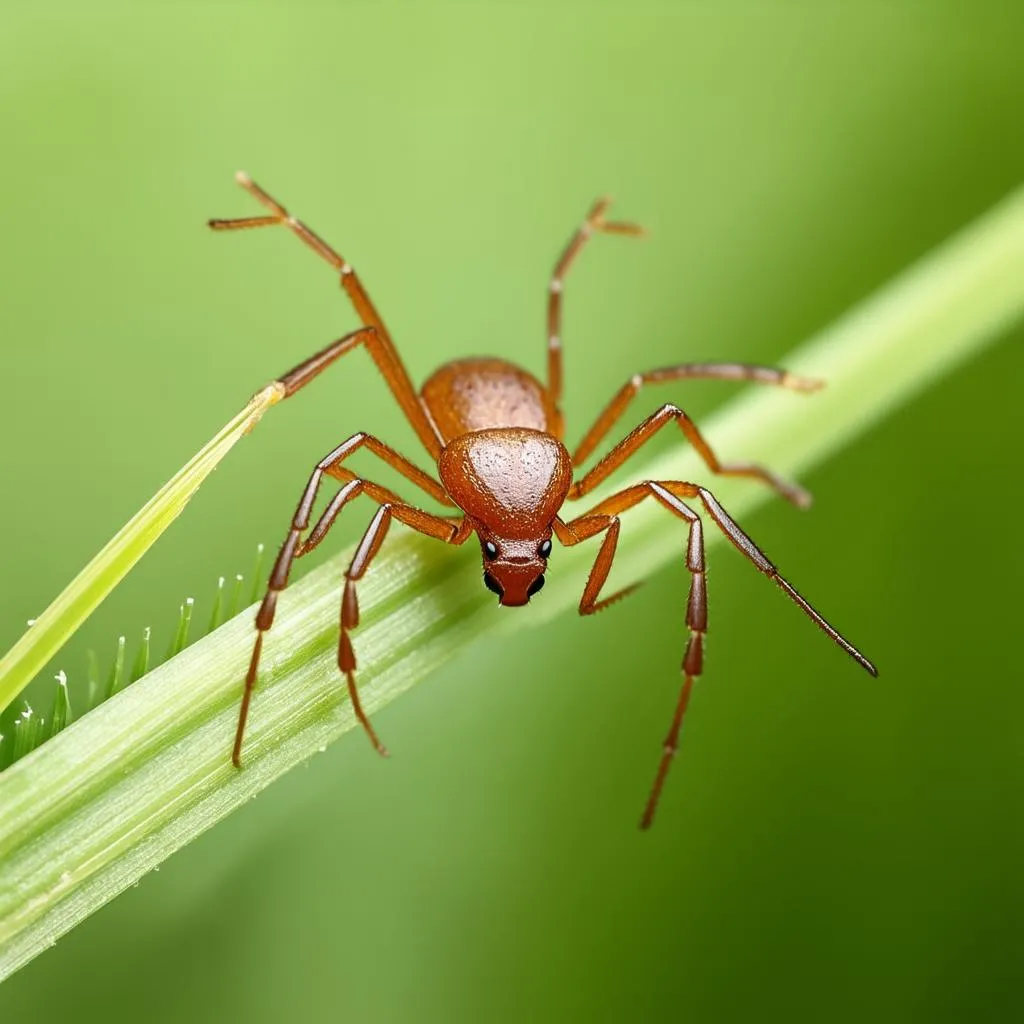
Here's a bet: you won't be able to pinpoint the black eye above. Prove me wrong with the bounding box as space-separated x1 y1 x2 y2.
527 574 546 597
483 571 503 598
538 539 552 559
483 541 499 561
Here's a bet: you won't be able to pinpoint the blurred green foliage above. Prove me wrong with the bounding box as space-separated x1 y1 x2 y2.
0 3 1021 1021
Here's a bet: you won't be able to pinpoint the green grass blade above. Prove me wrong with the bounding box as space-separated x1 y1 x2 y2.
0 186 1022 981
103 636 127 702
10 705 37 764
229 574 246 618
249 545 267 606
208 578 227 634
0 385 285 714
166 600 195 661
84 651 100 711
48 673 72 739
129 629 152 686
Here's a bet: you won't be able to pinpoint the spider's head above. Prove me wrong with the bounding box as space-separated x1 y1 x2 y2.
478 535 551 607
437 427 571 608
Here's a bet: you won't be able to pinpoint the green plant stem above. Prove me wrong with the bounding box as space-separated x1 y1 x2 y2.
1 186 1023 981
0 385 285 714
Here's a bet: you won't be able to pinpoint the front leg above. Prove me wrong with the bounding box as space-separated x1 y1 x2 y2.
566 480 876 674
557 477 876 826
234 438 467 766
556 495 707 830
338 499 472 755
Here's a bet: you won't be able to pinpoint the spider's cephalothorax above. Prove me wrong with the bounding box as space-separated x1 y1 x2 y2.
438 427 570 606
211 174 876 828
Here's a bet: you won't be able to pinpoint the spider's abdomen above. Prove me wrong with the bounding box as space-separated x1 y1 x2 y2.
421 358 561 442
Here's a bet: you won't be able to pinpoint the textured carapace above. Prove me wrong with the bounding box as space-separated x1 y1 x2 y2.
211 175 876 829
438 426 571 605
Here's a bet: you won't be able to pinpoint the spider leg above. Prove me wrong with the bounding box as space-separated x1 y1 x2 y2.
568 402 811 508
210 173 444 458
316 430 454 508
555 479 875 828
555 493 704 830
234 436 467 766
547 197 645 416
338 500 473 754
573 362 823 466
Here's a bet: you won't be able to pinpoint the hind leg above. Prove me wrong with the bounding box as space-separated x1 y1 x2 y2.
210 173 444 457
546 198 645 412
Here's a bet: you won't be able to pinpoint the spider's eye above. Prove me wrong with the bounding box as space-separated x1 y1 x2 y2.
483 571 503 597
538 539 552 559
484 541 499 561
527 574 546 598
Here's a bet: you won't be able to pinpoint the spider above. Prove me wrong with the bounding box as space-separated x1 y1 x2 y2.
210 173 876 829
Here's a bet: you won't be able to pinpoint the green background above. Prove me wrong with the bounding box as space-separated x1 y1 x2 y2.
1 3 1022 1021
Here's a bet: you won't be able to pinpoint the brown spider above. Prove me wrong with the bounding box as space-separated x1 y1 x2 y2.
210 173 876 829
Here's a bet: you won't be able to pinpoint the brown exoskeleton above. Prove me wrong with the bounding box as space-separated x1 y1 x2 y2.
210 174 876 828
